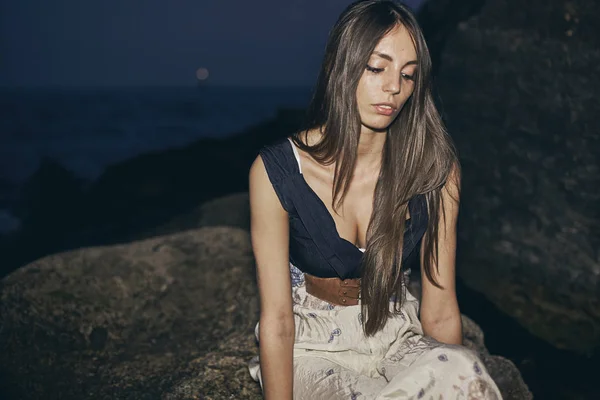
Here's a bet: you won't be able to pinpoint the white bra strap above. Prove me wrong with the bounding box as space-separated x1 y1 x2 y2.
287 137 303 174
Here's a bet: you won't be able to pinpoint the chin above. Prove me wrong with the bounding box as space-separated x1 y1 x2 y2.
360 112 401 132
361 119 393 133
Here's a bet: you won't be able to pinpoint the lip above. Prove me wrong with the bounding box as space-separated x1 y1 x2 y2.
372 103 397 116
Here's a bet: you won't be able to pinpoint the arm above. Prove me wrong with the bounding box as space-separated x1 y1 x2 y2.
419 164 463 345
249 155 294 400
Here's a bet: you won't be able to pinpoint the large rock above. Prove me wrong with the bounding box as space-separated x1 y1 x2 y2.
435 0 600 353
0 227 530 399
0 227 260 399
145 192 250 239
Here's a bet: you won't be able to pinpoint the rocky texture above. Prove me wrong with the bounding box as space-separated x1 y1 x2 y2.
417 0 486 75
0 227 260 399
434 0 600 353
146 192 250 239
0 226 530 399
461 317 532 400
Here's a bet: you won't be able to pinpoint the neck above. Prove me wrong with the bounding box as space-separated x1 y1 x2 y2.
356 129 386 170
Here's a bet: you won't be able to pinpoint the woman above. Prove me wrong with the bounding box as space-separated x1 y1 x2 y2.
248 1 502 399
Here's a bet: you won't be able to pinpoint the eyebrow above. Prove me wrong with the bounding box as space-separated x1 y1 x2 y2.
373 51 417 66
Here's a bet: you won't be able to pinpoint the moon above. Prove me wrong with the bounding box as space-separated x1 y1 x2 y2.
196 67 209 81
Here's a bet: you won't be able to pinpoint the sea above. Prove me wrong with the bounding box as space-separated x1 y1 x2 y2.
0 85 313 234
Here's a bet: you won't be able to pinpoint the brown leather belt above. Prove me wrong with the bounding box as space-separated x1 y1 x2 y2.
304 274 361 306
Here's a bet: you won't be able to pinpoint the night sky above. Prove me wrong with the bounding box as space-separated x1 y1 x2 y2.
1 0 424 87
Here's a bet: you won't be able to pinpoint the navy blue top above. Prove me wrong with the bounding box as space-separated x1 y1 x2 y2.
259 138 429 280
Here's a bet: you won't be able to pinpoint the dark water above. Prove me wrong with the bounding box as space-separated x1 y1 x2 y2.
0 86 312 182
0 86 312 233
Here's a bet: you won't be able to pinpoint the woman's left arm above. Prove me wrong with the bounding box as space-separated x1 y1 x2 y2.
419 163 463 345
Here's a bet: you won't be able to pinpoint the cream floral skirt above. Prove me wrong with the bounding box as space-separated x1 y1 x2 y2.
249 264 502 399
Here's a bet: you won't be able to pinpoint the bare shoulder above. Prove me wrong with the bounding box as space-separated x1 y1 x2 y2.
249 153 267 181
249 152 288 220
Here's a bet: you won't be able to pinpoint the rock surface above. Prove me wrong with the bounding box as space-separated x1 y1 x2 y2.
146 192 250 239
1 227 530 399
435 0 600 353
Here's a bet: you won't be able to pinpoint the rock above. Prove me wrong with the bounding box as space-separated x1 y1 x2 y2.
79 108 303 242
0 210 21 235
461 317 532 400
145 192 250 239
0 226 530 399
0 227 259 399
0 177 18 210
434 0 600 353
12 158 84 228
417 0 486 75
0 159 87 277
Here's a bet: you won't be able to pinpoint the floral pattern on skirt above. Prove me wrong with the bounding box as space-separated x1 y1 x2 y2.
248 263 502 399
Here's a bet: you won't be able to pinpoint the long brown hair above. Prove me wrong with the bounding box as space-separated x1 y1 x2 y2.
292 0 460 335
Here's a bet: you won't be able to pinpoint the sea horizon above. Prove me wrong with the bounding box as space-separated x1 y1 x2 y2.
0 85 313 233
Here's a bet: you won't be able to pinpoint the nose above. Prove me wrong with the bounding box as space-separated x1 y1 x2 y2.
383 75 401 94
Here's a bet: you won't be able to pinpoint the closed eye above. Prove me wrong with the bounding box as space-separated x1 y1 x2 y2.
366 65 384 73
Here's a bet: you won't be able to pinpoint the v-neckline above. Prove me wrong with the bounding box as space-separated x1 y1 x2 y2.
287 138 411 253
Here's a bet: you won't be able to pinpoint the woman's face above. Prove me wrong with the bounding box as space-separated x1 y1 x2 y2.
356 24 417 134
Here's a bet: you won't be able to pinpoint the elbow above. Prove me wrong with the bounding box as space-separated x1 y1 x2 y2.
419 296 461 328
421 313 463 345
421 312 460 331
